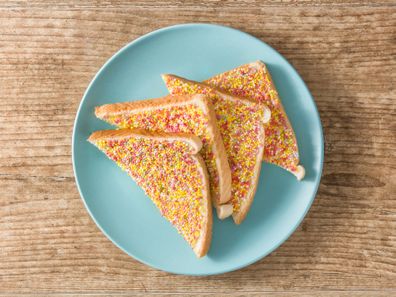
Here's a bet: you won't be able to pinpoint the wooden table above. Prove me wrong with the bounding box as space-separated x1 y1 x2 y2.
1 1 395 296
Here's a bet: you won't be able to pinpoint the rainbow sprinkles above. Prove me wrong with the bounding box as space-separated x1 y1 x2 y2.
88 60 307 258
163 74 270 224
205 61 305 180
95 94 232 218
89 129 212 258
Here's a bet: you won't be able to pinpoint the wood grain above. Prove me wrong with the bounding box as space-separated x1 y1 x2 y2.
0 292 393 297
0 1 395 295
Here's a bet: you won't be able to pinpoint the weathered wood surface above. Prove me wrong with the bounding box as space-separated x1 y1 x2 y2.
0 1 395 295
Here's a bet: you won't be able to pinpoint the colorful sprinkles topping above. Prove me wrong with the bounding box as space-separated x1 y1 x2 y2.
205 62 300 174
103 104 221 202
164 76 265 215
94 136 206 247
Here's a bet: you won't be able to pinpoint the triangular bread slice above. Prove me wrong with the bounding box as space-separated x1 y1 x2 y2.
163 75 270 224
95 94 232 218
88 129 212 258
205 61 305 180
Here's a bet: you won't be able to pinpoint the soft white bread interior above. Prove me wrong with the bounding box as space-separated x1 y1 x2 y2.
294 165 306 181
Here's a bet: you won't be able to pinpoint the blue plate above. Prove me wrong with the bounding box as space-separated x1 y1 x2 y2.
72 23 323 275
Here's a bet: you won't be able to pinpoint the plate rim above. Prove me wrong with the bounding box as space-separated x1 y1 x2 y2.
72 23 324 276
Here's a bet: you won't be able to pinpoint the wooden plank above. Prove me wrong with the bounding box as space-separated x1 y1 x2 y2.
1 0 396 9
0 291 394 297
0 1 395 295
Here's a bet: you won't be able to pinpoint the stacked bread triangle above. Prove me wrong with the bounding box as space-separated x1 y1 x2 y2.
89 61 304 257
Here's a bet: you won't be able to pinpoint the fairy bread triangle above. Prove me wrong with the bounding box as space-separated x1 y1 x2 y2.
88 129 212 257
163 75 270 224
205 61 305 180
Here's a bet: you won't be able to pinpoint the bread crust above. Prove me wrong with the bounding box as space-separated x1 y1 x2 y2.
96 94 201 117
192 153 212 257
88 128 202 154
89 128 212 258
94 94 232 207
194 96 232 206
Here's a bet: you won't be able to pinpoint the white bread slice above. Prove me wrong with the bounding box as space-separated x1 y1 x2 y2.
88 128 212 258
163 75 270 224
205 61 305 180
95 94 232 215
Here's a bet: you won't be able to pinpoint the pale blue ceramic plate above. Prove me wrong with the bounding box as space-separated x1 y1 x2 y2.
72 23 323 275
